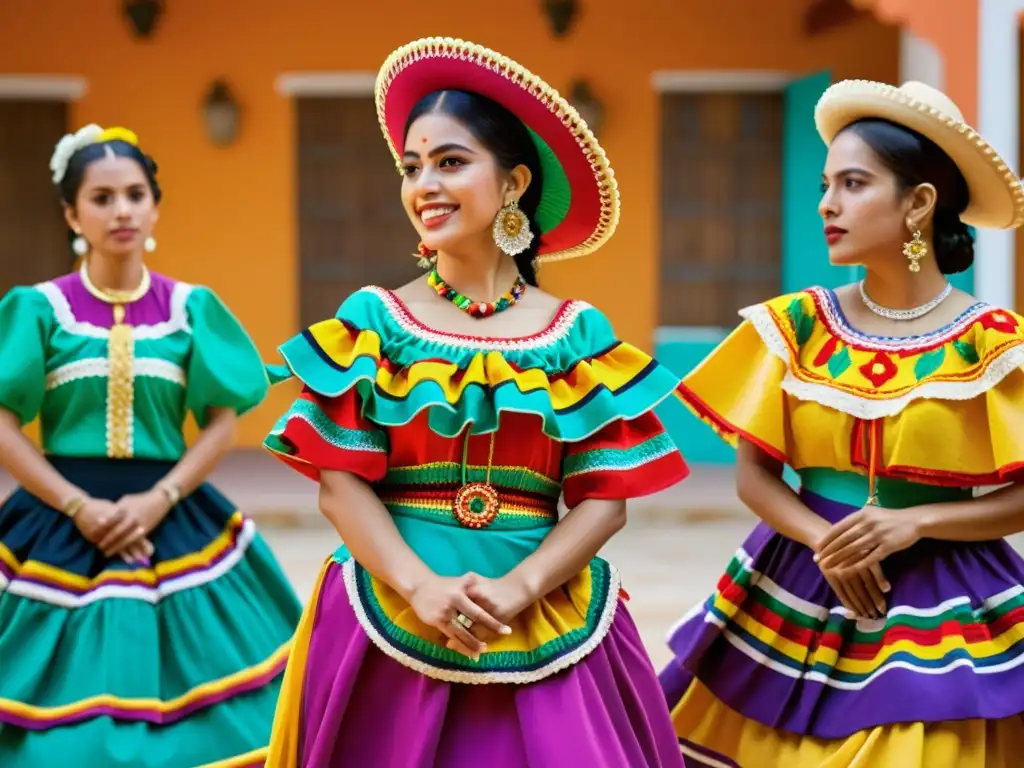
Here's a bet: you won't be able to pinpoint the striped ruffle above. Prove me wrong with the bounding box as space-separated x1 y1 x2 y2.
0 641 289 730
670 675 1024 768
665 490 1024 738
0 512 254 607
0 504 296 732
698 548 1024 689
268 287 681 441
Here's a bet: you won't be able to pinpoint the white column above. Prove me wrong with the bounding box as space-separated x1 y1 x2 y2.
975 0 1023 308
899 30 945 89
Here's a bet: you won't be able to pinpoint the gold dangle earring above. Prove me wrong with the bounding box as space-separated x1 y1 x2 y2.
903 224 927 273
492 200 534 256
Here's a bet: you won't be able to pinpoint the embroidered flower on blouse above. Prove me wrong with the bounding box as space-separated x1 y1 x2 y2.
858 351 898 387
979 310 1020 335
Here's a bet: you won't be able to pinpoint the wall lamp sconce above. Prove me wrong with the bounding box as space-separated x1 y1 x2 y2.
203 79 243 147
123 0 164 39
542 0 579 38
203 80 242 147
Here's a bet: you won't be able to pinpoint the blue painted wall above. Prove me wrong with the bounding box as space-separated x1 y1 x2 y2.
781 71 851 294
653 327 732 464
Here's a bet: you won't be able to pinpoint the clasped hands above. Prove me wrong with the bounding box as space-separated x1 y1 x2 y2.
407 571 534 660
71 487 173 565
812 503 924 620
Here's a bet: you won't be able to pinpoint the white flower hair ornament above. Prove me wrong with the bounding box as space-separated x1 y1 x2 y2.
49 124 141 185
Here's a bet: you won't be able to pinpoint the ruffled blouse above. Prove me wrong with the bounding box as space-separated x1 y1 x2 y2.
0 272 267 459
265 287 690 683
678 287 1024 494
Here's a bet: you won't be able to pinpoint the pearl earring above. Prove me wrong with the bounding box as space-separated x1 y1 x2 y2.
144 236 157 253
72 236 90 256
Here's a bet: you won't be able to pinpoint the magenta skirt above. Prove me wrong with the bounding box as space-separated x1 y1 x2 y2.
270 558 685 767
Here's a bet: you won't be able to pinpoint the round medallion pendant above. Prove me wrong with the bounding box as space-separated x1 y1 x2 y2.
453 482 501 529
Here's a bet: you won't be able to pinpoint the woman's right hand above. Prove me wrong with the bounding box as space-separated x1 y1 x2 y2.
71 498 154 565
407 574 508 659
71 497 120 544
820 560 890 620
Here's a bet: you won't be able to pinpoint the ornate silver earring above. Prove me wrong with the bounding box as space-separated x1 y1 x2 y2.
72 235 90 256
144 236 157 253
492 200 534 256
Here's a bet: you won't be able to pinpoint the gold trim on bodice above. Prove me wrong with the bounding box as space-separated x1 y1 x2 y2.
79 263 152 459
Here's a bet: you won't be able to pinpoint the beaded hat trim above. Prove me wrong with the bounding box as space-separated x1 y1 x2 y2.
815 80 1024 230
374 37 620 262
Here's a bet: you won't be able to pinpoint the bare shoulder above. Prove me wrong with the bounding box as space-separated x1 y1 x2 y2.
950 287 983 312
393 276 431 303
832 281 859 300
523 286 566 313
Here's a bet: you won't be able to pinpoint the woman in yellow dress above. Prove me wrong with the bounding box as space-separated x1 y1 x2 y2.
661 80 1024 766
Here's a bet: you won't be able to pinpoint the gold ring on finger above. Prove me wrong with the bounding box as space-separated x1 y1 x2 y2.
454 612 474 629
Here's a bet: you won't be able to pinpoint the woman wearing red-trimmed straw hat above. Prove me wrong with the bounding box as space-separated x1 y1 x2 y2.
262 37 690 767
661 80 1024 767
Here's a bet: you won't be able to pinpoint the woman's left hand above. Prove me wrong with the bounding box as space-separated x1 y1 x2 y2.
96 489 172 557
816 504 923 570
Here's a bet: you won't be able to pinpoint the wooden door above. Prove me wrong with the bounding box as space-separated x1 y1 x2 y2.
659 91 784 328
296 96 421 327
0 100 69 296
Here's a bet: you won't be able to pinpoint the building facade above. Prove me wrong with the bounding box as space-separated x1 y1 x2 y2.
2 1 1010 460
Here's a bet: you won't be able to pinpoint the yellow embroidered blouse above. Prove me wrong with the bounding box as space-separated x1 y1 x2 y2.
679 287 1024 487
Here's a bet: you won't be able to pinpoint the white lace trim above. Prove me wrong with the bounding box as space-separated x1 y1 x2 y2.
340 556 620 684
45 357 186 391
34 281 194 340
364 286 591 351
742 303 1024 419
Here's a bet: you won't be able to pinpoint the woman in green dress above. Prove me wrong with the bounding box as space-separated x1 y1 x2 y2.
0 124 302 768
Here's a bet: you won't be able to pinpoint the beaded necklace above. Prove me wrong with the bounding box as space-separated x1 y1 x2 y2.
427 268 526 318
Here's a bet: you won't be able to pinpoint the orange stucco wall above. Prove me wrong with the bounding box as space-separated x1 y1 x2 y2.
0 0 899 447
852 0 978 123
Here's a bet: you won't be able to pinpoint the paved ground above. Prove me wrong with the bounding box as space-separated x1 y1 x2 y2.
6 450 1024 670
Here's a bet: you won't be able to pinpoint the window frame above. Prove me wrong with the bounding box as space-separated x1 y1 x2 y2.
654 70 792 333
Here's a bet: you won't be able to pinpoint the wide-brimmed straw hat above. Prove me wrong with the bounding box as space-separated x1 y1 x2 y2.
375 37 619 262
815 79 1024 230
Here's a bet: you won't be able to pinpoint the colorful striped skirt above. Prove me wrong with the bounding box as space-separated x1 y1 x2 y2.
661 488 1024 767
0 456 303 768
266 554 686 767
